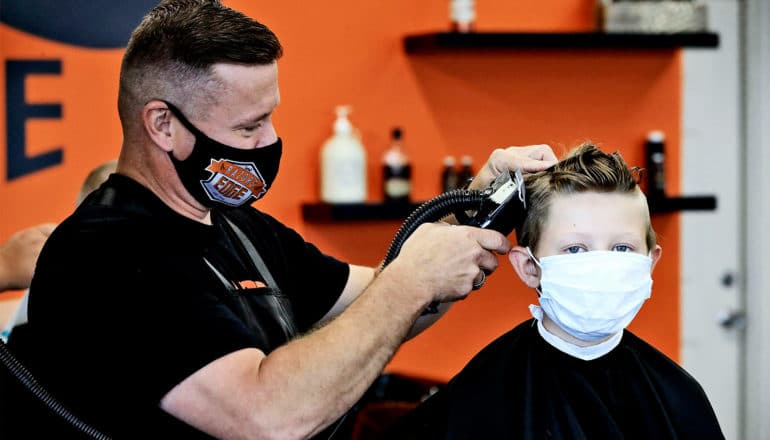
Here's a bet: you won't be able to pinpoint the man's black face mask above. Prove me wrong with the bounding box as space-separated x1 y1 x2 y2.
163 101 282 208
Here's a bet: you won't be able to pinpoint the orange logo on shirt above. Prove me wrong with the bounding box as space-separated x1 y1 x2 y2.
238 280 267 289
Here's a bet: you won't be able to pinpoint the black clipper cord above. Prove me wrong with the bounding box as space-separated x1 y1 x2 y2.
381 169 526 314
0 338 112 440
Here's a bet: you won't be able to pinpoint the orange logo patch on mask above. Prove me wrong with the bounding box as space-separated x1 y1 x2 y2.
201 159 267 206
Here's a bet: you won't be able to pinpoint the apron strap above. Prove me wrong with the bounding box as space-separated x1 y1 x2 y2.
203 257 237 290
221 214 279 289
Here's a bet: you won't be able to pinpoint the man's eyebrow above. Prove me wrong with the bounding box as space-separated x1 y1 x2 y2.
233 111 271 128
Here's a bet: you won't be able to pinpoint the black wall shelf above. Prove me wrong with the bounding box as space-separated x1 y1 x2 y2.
404 31 719 53
301 196 717 222
361 31 720 221
648 195 717 214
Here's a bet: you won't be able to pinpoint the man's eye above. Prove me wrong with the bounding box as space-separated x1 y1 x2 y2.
240 121 264 133
613 244 632 252
565 246 585 254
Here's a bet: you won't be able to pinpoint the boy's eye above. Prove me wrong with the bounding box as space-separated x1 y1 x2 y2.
565 246 585 254
612 244 632 252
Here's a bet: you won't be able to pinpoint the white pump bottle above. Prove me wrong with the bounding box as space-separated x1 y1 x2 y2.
320 106 367 203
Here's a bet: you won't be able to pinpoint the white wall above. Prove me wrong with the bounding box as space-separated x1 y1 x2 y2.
681 1 742 438
743 0 770 438
682 0 770 438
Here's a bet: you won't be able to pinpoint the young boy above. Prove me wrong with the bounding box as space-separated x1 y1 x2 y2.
391 143 724 439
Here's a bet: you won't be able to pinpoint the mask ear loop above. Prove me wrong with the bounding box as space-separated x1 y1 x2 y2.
162 100 207 139
526 246 544 295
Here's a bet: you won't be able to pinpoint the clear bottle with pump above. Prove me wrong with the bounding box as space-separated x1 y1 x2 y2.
320 106 367 203
450 0 475 33
382 127 412 203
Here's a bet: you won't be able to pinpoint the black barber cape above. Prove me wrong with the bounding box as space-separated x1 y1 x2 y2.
391 319 724 440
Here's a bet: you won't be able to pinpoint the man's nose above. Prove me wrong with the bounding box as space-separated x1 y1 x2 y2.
258 123 278 148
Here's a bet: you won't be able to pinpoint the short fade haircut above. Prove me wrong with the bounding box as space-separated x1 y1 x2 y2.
516 142 656 253
117 0 283 131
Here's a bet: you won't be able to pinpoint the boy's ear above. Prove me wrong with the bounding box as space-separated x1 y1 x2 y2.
650 244 663 273
508 246 541 288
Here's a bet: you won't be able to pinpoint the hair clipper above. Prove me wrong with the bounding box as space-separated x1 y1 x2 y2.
457 168 527 236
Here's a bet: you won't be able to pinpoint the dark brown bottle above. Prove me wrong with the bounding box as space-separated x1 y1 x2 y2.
457 155 474 188
382 128 412 203
645 130 666 200
441 155 459 192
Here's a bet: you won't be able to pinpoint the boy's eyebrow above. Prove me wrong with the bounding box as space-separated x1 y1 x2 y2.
556 231 592 239
554 233 593 245
554 233 644 246
610 231 645 242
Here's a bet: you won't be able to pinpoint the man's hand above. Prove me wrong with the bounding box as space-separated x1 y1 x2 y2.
384 222 511 305
470 144 557 191
0 223 57 292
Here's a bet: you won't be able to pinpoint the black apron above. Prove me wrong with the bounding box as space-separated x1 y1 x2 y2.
205 215 299 353
207 215 353 440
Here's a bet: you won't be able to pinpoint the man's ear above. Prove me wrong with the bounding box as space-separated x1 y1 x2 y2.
508 245 541 288
142 100 175 153
650 244 663 273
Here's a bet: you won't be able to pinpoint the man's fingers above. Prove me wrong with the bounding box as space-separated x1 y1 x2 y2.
471 270 487 290
518 156 557 172
519 144 557 171
526 144 558 162
469 227 511 254
491 144 557 175
477 250 500 274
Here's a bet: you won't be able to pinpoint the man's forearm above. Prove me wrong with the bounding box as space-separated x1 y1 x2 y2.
163 221 505 439
253 264 428 438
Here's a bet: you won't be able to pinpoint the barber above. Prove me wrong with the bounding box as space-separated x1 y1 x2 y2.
16 1 557 439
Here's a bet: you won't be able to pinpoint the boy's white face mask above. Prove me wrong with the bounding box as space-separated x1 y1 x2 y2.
528 248 653 342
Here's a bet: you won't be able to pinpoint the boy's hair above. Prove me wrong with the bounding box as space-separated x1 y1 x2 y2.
516 142 656 253
117 0 283 131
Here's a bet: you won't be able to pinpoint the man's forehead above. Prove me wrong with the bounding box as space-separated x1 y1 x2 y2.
202 62 280 122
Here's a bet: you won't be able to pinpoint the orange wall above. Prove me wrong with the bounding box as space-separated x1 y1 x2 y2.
1 0 682 383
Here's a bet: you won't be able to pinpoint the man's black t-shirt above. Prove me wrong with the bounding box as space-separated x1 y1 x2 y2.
3 174 349 438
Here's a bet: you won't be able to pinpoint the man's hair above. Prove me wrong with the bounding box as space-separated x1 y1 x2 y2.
516 142 656 253
117 0 283 131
